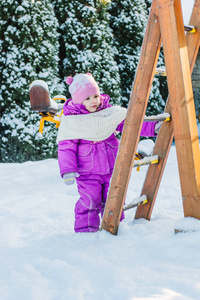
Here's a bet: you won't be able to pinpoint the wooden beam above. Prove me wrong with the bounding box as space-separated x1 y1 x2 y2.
157 0 200 217
135 0 200 220
101 0 161 235
173 0 200 217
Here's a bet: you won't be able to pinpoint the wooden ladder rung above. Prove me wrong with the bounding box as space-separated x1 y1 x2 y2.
123 195 148 211
144 113 171 122
155 67 166 76
155 26 196 76
133 155 159 168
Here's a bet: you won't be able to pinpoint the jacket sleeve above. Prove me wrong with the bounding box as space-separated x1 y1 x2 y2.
116 120 157 137
58 139 79 177
140 121 157 137
116 120 125 132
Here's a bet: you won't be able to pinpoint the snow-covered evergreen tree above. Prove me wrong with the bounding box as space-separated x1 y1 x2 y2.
52 0 121 104
0 0 62 162
144 0 152 11
109 0 165 115
109 0 147 107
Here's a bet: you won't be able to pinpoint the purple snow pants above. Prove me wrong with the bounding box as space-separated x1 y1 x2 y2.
75 173 125 233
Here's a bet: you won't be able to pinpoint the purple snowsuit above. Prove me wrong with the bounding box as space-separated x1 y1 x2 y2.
58 95 157 233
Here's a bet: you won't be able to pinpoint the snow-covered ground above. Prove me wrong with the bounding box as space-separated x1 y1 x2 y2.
1 143 200 300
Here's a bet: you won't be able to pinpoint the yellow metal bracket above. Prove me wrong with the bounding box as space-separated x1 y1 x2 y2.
38 95 66 134
133 154 159 171
184 25 196 33
134 153 143 171
39 112 62 134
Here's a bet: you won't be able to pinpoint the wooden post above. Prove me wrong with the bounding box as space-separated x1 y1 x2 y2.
156 0 200 218
135 0 200 220
101 0 161 235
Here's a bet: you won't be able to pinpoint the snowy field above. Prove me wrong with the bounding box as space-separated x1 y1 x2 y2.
1 143 200 300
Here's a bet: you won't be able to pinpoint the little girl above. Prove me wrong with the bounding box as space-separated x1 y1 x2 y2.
57 73 158 233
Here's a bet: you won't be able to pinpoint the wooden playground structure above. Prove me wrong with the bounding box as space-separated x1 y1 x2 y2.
29 0 200 236
101 0 200 235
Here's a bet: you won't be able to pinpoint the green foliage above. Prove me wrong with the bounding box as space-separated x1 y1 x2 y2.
109 0 147 107
0 0 168 163
109 0 166 116
156 49 168 106
144 0 152 11
0 0 62 162
0 104 58 163
52 0 121 104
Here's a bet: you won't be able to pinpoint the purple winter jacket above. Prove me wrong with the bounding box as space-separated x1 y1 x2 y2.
58 94 157 177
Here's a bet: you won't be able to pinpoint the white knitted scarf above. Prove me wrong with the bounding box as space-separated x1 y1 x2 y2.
56 106 127 143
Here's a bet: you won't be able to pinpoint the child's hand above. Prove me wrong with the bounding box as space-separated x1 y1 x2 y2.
63 172 76 185
154 121 163 135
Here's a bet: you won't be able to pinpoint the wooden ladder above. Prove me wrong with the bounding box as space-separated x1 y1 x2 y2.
101 0 200 235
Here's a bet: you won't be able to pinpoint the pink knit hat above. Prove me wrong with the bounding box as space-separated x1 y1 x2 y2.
66 73 100 104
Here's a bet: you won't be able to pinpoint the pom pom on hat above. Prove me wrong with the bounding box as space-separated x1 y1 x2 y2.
66 73 100 104
66 76 73 85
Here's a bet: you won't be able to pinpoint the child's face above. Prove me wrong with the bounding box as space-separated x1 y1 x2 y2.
82 94 100 112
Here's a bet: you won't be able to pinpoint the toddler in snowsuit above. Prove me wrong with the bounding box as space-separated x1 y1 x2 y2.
57 73 158 233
